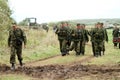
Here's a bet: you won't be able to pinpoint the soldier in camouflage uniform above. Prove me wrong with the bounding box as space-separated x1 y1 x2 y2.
66 22 72 55
100 23 108 55
81 24 89 55
92 22 105 57
8 23 27 70
89 24 98 56
56 22 70 56
70 24 84 56
112 25 120 48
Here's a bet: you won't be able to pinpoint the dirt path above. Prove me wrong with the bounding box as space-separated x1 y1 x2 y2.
25 54 94 67
0 53 120 80
0 63 120 80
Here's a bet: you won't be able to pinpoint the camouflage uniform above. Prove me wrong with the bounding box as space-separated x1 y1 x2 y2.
92 28 105 57
70 26 84 55
112 27 120 48
89 28 96 56
8 28 27 65
81 26 89 55
101 27 108 55
56 25 70 56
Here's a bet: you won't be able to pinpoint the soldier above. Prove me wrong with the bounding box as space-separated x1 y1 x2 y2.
92 22 105 57
8 23 27 70
89 24 98 56
66 22 72 55
100 23 108 55
112 25 120 48
81 24 89 55
70 24 84 56
56 22 70 56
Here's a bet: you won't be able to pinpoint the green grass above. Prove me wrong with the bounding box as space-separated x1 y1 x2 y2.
0 74 37 80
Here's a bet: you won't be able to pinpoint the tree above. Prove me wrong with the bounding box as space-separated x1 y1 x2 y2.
0 0 13 41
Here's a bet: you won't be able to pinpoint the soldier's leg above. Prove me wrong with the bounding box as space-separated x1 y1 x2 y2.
69 41 75 51
61 40 67 56
81 41 85 55
92 42 95 56
76 41 81 55
74 41 79 55
16 46 23 66
94 42 99 57
66 40 71 55
10 46 16 70
98 42 103 56
59 39 63 53
102 42 105 55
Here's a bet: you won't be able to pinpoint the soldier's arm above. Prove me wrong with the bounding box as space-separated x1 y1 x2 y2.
105 29 108 42
21 30 27 45
55 28 59 34
112 30 115 36
85 30 89 42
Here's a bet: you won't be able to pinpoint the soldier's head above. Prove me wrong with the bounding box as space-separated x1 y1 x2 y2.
77 23 81 29
96 22 101 29
81 24 86 29
66 22 69 27
61 22 67 27
12 22 17 29
100 23 104 28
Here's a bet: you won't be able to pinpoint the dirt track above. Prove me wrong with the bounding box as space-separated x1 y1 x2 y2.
0 60 120 80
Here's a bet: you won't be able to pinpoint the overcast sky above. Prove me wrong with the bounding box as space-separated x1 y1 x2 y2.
9 0 120 23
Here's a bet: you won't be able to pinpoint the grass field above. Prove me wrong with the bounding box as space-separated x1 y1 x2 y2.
0 27 120 80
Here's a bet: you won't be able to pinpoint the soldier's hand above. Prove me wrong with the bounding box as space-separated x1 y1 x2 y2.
72 34 75 36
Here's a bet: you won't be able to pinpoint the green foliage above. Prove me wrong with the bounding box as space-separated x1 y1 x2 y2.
0 0 13 42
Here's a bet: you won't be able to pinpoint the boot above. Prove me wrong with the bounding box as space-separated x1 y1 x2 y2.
81 52 85 55
11 63 15 70
19 60 23 66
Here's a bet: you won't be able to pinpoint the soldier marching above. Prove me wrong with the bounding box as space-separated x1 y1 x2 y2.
56 22 109 57
8 23 27 70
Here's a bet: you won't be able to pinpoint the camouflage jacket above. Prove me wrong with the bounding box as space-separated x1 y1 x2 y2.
102 28 108 42
8 28 27 47
56 26 71 40
82 29 89 42
90 28 105 42
71 28 84 41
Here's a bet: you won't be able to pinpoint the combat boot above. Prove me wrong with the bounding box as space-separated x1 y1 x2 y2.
11 63 15 70
81 52 85 55
19 60 23 67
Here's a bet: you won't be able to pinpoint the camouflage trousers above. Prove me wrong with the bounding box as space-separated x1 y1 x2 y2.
58 39 68 54
10 45 23 64
81 41 86 54
70 41 83 55
91 42 95 56
94 41 104 56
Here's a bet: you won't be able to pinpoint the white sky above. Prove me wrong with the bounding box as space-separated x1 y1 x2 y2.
9 0 120 23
